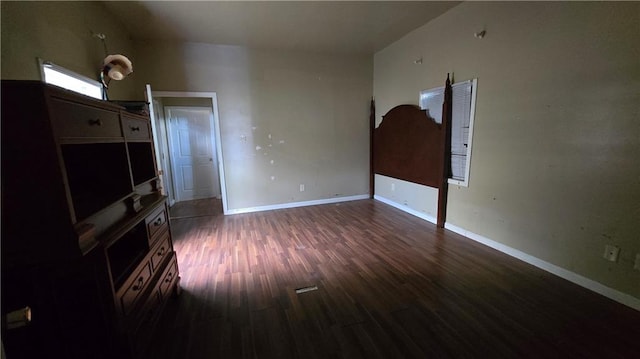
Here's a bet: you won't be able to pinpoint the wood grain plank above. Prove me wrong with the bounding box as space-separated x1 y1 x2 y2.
145 199 640 358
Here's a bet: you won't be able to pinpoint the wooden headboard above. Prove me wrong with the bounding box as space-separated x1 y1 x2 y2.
373 104 443 188
371 75 452 227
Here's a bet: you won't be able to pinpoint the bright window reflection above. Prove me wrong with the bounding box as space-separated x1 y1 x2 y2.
41 62 102 99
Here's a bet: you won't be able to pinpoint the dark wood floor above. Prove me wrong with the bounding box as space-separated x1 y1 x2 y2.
169 197 223 219
146 199 640 358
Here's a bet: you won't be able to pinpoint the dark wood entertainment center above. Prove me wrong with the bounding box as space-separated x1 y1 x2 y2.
1 81 180 358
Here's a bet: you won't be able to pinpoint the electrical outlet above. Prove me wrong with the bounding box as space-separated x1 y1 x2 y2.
391 183 395 191
603 245 620 262
634 253 640 271
299 184 305 192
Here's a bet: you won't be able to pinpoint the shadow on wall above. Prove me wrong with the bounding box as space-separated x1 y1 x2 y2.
135 39 371 210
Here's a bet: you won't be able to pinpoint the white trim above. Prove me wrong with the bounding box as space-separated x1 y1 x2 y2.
227 194 369 215
448 78 478 187
373 195 437 225
372 196 640 311
145 85 164 196
443 222 640 311
151 98 175 206
152 91 215 98
151 91 228 215
210 94 227 214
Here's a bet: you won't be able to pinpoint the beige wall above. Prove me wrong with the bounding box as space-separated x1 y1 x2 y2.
1 2 373 211
374 2 640 299
134 41 372 210
1 1 138 100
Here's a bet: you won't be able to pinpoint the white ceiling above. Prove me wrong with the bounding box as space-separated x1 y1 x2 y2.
102 1 460 55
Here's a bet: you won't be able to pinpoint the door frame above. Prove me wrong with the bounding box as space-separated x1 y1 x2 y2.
146 88 228 214
150 98 174 205
165 106 221 202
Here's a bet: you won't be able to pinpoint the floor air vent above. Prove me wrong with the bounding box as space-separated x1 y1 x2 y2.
295 285 318 294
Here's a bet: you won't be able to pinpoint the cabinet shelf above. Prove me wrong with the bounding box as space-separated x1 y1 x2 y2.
61 142 133 222
108 221 149 289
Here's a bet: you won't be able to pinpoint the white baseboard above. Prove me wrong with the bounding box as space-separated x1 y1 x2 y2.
374 196 640 311
227 194 370 215
374 195 437 225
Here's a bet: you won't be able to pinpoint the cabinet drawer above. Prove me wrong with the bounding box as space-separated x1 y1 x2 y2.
50 98 121 139
146 207 168 242
150 232 171 272
123 116 151 140
159 256 178 297
120 261 152 316
131 288 162 355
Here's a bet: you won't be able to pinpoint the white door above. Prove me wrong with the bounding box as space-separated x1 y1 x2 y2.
166 107 221 202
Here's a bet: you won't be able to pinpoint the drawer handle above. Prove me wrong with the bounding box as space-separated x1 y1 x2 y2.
130 126 140 132
88 119 103 126
132 276 144 291
156 246 166 256
164 272 174 283
154 218 163 226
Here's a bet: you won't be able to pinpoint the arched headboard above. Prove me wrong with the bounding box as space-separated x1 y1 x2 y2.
371 75 452 227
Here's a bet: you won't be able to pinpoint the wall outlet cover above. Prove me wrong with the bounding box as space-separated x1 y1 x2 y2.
603 245 620 262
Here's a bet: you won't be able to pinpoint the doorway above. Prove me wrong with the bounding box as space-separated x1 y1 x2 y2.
145 87 228 215
165 106 220 201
